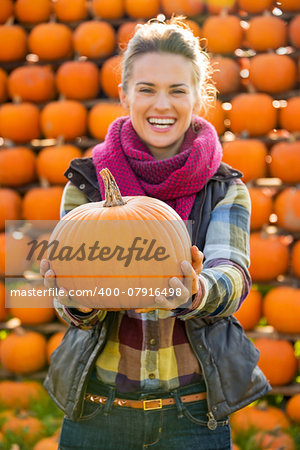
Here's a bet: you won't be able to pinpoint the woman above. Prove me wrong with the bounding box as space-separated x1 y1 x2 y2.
41 17 270 450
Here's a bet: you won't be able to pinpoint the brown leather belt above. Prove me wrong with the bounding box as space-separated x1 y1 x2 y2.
85 392 207 411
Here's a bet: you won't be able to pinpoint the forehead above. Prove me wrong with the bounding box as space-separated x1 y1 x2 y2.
129 52 194 86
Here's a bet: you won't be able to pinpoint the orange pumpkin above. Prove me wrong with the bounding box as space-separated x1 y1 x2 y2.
245 15 287 51
53 0 88 22
206 0 236 14
263 286 300 334
0 68 8 103
237 0 274 13
233 287 262 331
278 0 300 11
286 393 300 423
88 102 127 140
100 54 123 99
202 15 243 54
161 0 204 16
0 0 14 24
0 188 22 231
40 100 87 140
279 97 300 132
249 54 297 94
0 280 9 322
230 403 290 432
3 413 44 444
47 331 65 363
269 141 300 184
15 0 52 23
92 0 124 19
73 21 115 59
179 19 202 38
211 57 241 95
117 21 142 52
254 430 295 450
229 93 277 136
0 328 47 374
289 14 300 48
8 65 56 103
0 147 36 186
274 188 300 232
9 284 55 324
34 435 59 450
0 380 47 409
56 61 100 100
0 232 32 277
248 187 273 230
0 102 40 143
48 168 192 309
22 186 64 221
28 23 73 61
291 240 300 278
255 338 297 386
37 145 82 184
222 139 267 182
0 25 27 62
200 99 225 135
124 0 160 19
249 232 289 282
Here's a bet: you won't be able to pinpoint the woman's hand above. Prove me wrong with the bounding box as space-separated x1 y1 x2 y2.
40 259 93 314
135 245 204 313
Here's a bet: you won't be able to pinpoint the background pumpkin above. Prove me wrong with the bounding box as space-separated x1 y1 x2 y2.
233 287 262 331
0 102 40 143
117 21 142 52
124 0 160 19
0 328 47 374
249 232 290 281
0 188 22 231
289 14 300 48
248 187 273 230
0 0 14 24
47 331 65 363
53 0 87 22
228 93 277 136
286 393 300 423
278 0 300 11
211 57 241 95
245 15 287 51
0 25 27 62
28 23 73 61
100 54 123 99
202 15 243 54
56 61 100 100
0 68 8 102
263 286 300 334
221 139 267 182
40 100 87 140
253 430 295 450
230 403 290 432
237 0 274 13
15 0 52 24
73 21 115 59
0 147 36 186
8 65 56 103
274 188 300 232
279 97 300 132
161 0 203 17
0 280 9 322
291 240 300 278
22 186 64 221
88 102 127 140
91 0 124 19
255 338 297 386
200 99 225 135
269 141 300 183
36 144 82 184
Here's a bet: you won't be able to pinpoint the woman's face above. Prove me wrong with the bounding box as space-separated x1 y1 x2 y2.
119 52 200 160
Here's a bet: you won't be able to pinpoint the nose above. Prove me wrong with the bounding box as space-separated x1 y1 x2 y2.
154 91 170 111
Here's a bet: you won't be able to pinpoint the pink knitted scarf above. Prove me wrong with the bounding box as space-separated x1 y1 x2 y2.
92 115 222 221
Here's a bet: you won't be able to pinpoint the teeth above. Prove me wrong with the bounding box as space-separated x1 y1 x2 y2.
148 118 176 125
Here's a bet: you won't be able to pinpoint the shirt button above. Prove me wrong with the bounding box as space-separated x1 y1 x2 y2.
149 338 156 346
149 373 155 380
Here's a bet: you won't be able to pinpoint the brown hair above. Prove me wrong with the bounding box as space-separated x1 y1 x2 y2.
121 16 216 113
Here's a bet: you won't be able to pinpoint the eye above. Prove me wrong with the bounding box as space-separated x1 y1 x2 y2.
139 87 154 94
171 89 186 95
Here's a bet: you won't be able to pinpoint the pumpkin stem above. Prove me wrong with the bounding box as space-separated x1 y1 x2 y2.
100 168 127 207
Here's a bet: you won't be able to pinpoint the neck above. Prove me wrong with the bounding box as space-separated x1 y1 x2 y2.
144 135 185 160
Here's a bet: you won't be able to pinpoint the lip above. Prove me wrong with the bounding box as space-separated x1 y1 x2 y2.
147 116 177 133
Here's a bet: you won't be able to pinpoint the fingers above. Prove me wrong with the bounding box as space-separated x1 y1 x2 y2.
40 259 50 276
180 261 199 296
191 245 203 275
44 269 56 289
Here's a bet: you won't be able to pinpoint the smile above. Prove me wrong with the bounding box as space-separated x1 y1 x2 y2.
147 117 176 128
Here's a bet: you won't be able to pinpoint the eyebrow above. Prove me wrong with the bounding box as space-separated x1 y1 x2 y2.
135 82 189 87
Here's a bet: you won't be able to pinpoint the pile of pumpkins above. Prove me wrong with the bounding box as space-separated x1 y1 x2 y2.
0 0 300 448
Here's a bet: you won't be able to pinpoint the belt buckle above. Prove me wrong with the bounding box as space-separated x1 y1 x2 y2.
143 399 163 411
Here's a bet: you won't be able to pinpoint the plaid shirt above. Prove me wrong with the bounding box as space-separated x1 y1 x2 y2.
54 178 251 392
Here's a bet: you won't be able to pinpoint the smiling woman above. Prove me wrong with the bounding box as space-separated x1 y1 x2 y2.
41 16 270 450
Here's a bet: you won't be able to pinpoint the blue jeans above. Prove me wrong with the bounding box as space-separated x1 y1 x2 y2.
59 378 232 450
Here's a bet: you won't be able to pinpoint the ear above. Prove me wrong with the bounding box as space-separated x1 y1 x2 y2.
192 96 201 115
118 84 129 111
